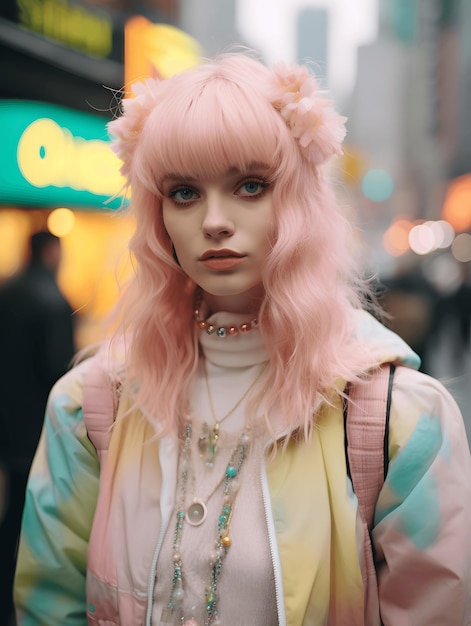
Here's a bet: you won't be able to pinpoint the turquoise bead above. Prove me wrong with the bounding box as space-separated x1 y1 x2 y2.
226 465 237 477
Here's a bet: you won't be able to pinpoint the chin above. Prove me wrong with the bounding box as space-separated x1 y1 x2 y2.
199 280 265 309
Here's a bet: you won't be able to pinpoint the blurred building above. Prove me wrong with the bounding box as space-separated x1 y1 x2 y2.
342 0 471 392
296 7 329 81
179 0 237 56
344 0 471 276
0 0 123 113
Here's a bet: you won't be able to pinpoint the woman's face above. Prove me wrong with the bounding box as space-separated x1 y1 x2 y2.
162 165 274 313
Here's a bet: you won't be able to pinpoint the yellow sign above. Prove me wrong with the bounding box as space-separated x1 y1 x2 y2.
124 17 202 94
17 118 123 196
0 100 124 209
17 0 113 58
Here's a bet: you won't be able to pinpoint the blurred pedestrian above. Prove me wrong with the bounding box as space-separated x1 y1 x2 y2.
446 262 471 363
379 257 441 374
0 230 76 624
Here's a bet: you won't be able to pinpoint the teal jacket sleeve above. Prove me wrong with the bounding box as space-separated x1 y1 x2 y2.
14 360 100 626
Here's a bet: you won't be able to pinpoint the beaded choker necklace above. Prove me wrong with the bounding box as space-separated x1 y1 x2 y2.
163 420 250 626
193 300 259 339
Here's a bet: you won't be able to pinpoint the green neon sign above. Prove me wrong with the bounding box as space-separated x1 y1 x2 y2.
0 100 125 210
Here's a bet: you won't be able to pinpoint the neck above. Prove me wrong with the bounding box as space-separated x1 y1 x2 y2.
203 290 264 315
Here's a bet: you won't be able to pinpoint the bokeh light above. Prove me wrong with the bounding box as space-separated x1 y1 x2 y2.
422 253 463 295
0 211 31 276
451 233 471 262
409 222 436 255
442 174 471 232
431 220 455 248
361 168 394 202
382 217 414 256
47 208 76 237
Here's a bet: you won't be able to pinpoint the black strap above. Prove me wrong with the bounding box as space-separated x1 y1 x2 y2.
343 363 396 484
383 364 395 479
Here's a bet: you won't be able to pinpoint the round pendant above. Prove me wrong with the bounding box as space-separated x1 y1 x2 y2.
186 499 207 526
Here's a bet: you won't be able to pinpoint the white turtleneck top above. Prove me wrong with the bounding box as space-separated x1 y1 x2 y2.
153 311 278 625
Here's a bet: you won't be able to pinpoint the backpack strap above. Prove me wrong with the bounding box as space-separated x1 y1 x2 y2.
344 363 395 624
344 363 395 529
82 356 121 464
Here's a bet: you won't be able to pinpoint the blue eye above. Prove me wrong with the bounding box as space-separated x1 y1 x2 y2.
169 187 196 204
237 180 268 196
243 182 260 194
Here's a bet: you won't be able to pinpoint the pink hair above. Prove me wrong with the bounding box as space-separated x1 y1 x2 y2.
108 53 378 437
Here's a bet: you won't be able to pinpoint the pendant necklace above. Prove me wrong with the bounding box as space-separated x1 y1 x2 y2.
199 360 267 468
185 439 231 527
163 420 251 626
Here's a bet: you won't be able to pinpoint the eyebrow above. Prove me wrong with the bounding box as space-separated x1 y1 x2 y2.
160 162 272 184
161 174 197 184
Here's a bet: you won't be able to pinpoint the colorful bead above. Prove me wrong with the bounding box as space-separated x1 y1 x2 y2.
169 421 249 625
194 302 259 339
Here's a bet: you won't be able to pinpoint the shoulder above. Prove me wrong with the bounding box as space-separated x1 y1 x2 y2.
388 365 468 466
50 357 92 401
49 344 120 411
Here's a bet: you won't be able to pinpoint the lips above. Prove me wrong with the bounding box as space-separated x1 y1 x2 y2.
199 249 247 271
199 249 245 261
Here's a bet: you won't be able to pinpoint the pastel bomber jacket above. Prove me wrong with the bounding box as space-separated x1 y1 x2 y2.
14 311 471 625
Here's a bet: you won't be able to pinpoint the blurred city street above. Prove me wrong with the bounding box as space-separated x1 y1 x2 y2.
429 320 471 447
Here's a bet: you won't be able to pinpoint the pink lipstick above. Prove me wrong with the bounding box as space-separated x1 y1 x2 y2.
199 249 247 271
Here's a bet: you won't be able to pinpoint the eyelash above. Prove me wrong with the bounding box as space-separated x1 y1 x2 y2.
168 187 197 205
167 178 270 206
237 179 269 198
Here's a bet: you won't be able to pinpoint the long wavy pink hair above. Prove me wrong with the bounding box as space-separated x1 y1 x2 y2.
108 53 378 437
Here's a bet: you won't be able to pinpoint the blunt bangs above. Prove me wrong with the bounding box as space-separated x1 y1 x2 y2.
138 74 288 188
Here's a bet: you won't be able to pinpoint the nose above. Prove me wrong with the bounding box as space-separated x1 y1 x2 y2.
201 192 235 239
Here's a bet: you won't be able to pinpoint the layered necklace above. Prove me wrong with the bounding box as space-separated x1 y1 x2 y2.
163 420 251 626
198 361 267 468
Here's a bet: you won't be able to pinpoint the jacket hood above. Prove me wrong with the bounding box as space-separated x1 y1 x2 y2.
353 309 421 371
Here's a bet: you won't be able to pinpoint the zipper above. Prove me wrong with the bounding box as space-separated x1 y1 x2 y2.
261 438 287 626
144 431 288 625
145 521 168 626
145 436 178 626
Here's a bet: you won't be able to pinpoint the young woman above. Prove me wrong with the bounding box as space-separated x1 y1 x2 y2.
14 53 471 626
